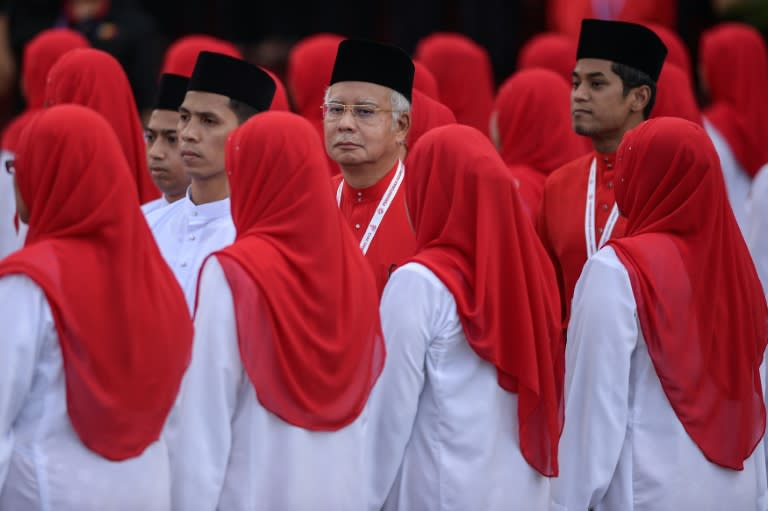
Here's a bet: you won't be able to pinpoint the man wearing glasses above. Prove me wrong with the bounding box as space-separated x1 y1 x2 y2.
324 39 415 295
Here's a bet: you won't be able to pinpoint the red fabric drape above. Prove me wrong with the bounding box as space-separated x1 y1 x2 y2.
700 23 768 177
413 60 440 100
208 111 385 430
609 117 767 469
415 33 495 136
406 89 456 151
45 48 158 203
517 32 577 83
160 35 242 77
548 0 676 39
651 63 702 125
405 124 563 476
0 105 191 460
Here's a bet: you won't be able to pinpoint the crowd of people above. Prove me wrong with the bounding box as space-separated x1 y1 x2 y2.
0 4 767 511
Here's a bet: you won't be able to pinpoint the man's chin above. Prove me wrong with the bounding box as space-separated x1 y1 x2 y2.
573 123 595 137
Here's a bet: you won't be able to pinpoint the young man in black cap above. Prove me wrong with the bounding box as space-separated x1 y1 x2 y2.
141 73 191 215
324 39 415 296
146 51 275 312
536 19 667 331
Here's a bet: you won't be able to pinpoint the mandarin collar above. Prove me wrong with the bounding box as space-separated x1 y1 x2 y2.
342 160 401 203
182 187 231 222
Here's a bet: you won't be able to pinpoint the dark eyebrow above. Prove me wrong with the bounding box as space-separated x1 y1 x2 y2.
572 71 608 79
160 129 177 136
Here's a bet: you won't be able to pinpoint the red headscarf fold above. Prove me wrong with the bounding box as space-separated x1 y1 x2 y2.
160 35 242 77
0 105 192 460
45 48 158 203
645 23 692 81
21 28 90 110
548 0 676 38
413 60 440 100
286 33 345 131
207 111 385 430
517 32 577 83
651 62 702 125
415 33 495 136
405 124 563 476
406 89 456 151
700 23 768 177
493 68 587 220
608 117 767 469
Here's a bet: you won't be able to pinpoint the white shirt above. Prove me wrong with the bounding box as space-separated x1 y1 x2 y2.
141 196 171 216
0 149 25 260
0 274 171 510
366 262 550 511
165 257 369 511
705 118 753 237
552 247 768 511
145 188 235 312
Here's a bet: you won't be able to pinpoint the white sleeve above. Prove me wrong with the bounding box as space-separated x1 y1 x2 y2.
0 275 46 489
551 247 637 511
364 265 432 511
165 257 243 511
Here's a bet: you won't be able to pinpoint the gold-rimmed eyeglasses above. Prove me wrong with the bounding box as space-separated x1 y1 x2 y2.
321 102 394 123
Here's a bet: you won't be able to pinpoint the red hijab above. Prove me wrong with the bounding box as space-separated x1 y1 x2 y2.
609 117 767 469
548 0 676 38
406 124 563 476
651 63 702 125
645 23 692 81
21 28 90 110
415 33 495 136
160 34 242 77
45 48 158 203
494 68 585 173
0 105 192 460
493 69 586 219
700 23 768 177
406 89 456 151
517 32 577 83
207 111 385 430
1 29 89 151
413 60 440 100
286 33 345 131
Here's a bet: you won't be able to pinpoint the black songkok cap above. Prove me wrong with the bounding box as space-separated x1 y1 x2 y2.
577 19 668 82
330 39 415 102
187 51 276 111
153 73 189 111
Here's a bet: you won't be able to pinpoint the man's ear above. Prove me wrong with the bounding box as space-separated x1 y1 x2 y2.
629 84 651 114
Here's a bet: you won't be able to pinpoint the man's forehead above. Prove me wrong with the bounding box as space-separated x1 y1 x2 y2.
148 109 181 130
180 90 231 112
573 58 616 76
328 81 391 103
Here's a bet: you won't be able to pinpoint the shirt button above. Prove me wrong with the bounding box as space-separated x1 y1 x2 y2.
180 262 188 268
354 223 361 229
189 235 196 241
607 181 614 189
601 203 609 211
357 191 362 197
191 211 198 216
598 227 604 234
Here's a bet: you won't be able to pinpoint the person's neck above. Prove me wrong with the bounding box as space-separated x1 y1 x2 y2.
165 190 186 204
591 117 644 154
341 156 399 189
189 173 229 205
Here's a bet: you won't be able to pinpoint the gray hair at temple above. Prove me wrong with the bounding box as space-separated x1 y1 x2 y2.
324 87 412 126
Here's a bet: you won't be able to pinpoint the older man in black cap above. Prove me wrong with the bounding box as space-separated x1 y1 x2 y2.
145 51 275 312
536 19 668 333
141 73 191 215
325 39 415 296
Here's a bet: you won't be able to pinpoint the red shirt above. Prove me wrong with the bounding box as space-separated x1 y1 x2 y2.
537 152 626 328
332 162 417 295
